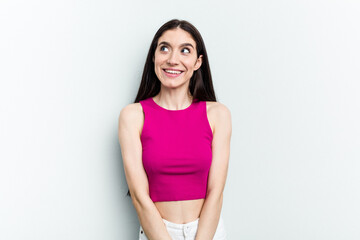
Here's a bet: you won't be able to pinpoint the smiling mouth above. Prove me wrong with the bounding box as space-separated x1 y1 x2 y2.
163 69 183 74
162 69 184 77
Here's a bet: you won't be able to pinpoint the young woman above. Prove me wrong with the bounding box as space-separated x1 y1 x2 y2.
118 19 232 240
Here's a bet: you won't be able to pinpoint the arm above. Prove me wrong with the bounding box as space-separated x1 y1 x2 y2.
195 103 232 240
118 103 172 240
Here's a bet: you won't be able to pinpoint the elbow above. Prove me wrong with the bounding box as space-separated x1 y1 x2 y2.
130 189 153 211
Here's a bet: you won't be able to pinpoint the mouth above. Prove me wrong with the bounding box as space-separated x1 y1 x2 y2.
162 68 184 78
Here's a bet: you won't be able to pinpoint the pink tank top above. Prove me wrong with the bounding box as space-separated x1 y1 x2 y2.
139 97 213 202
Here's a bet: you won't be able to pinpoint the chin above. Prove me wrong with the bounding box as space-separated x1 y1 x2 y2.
163 83 181 89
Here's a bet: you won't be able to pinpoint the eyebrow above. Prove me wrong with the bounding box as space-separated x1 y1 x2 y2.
158 41 195 49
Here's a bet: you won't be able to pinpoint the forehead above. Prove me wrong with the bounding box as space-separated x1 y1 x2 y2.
158 28 196 47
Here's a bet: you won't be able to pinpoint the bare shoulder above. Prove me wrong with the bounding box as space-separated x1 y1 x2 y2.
206 101 231 121
118 102 144 135
206 101 231 115
205 101 232 134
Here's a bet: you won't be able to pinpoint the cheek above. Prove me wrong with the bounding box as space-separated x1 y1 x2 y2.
184 59 198 71
154 56 166 68
154 60 161 70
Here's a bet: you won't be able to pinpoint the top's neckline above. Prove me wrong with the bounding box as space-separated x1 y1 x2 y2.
150 97 195 112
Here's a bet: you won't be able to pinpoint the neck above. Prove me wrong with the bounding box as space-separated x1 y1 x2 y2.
154 92 193 110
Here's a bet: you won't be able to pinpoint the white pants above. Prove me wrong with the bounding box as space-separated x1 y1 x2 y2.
139 216 227 240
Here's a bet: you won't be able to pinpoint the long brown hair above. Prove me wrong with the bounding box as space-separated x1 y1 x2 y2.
134 19 216 103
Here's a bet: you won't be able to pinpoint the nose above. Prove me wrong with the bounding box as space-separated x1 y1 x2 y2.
167 51 179 65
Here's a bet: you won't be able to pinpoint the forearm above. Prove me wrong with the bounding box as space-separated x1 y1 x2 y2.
195 192 223 240
132 195 172 240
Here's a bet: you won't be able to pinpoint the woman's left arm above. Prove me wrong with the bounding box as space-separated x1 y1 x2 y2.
195 102 232 240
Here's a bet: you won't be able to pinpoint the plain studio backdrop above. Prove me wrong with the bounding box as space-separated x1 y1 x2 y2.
0 0 359 239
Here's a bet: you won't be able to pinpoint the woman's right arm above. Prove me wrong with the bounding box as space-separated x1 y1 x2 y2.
118 103 172 240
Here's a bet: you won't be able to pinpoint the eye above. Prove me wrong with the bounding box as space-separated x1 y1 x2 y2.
160 46 169 52
182 48 190 53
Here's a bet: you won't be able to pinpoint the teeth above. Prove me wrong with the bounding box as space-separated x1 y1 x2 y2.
165 69 182 74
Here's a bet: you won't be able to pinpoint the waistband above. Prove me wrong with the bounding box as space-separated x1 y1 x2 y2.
162 218 199 230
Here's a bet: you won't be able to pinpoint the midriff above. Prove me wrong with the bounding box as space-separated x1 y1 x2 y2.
154 199 205 224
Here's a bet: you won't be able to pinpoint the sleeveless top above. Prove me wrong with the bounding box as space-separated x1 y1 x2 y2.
139 97 213 202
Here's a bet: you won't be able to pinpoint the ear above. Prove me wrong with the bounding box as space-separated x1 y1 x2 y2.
194 55 203 71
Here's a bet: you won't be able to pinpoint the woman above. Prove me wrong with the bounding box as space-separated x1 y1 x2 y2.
118 19 232 240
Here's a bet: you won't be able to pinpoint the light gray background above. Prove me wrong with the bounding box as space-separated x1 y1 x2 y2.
1 0 359 239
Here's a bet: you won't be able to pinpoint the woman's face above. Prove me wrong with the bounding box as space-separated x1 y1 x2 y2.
153 28 202 89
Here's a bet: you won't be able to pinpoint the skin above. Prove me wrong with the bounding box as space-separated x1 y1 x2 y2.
118 27 232 240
